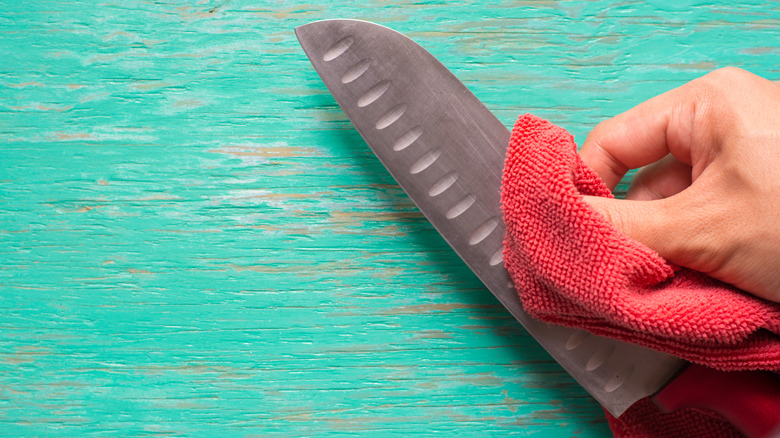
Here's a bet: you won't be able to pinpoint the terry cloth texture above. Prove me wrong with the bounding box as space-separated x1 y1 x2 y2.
501 114 780 436
501 113 780 372
604 399 742 438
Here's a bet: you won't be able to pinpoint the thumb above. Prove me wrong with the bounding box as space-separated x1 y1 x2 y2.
581 195 685 262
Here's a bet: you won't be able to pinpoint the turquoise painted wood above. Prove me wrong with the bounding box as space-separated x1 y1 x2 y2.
1 1 777 436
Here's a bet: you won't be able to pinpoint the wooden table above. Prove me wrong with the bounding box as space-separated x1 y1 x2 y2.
1 1 777 436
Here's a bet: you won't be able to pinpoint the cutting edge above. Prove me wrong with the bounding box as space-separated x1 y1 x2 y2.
294 19 686 417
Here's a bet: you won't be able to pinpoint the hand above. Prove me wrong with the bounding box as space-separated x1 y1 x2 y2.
578 67 780 303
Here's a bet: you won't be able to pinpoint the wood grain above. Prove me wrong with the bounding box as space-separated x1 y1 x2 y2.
1 1 777 436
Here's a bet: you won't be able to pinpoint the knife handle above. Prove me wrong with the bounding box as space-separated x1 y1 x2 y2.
652 363 780 438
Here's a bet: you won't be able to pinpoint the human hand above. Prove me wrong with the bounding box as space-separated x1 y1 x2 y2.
578 67 780 303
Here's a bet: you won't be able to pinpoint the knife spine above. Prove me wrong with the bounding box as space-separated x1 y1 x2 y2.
295 19 686 417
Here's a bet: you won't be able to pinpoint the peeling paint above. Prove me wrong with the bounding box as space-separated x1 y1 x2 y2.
2 1 776 436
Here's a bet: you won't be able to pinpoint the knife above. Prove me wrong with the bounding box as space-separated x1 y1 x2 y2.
295 19 780 436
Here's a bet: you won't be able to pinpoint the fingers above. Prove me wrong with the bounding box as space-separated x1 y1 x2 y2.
577 68 780 302
579 85 697 190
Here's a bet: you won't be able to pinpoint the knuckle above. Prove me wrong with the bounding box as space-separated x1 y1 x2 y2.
711 66 747 79
688 68 728 96
699 67 749 86
689 67 757 102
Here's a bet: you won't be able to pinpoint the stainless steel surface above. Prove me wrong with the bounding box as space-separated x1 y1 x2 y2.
295 19 686 417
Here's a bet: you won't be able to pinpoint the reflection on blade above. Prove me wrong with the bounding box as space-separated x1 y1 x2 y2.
295 19 685 417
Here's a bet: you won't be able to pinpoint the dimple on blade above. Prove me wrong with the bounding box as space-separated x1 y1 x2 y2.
295 19 686 417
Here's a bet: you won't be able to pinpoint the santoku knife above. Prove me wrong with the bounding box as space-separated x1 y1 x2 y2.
295 19 780 437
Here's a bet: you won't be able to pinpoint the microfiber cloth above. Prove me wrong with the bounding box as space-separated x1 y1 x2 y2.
501 114 780 436
604 398 743 437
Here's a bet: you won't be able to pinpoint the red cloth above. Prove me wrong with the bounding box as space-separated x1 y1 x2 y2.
500 114 780 436
604 399 742 438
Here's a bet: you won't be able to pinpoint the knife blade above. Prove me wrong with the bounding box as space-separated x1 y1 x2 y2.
294 18 685 418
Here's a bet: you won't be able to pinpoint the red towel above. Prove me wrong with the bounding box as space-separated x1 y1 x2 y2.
604 398 743 438
501 114 780 436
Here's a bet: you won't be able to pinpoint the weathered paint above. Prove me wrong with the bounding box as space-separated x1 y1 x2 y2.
1 0 777 436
